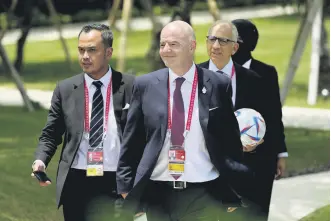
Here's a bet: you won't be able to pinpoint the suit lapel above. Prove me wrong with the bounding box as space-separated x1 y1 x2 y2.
197 66 212 136
156 69 169 147
73 74 85 133
198 60 210 69
249 58 257 70
112 69 125 113
234 63 245 110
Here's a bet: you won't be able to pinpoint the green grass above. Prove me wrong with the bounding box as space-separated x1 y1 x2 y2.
0 15 330 108
300 205 330 221
284 128 330 177
0 105 329 220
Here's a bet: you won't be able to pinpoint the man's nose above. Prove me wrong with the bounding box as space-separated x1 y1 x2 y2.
212 40 221 48
83 51 89 59
163 43 171 52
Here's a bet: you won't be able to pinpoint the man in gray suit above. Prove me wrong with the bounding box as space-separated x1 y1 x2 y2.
31 24 134 221
116 21 256 221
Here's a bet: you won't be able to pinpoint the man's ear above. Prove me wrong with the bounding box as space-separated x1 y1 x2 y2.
106 47 113 58
232 43 239 55
190 40 197 51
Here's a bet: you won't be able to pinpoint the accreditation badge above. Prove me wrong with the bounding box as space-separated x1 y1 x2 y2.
86 147 104 177
168 145 185 179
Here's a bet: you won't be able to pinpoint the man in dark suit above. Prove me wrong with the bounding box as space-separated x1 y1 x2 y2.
31 24 134 221
198 20 274 217
198 20 263 143
232 19 288 216
116 20 262 221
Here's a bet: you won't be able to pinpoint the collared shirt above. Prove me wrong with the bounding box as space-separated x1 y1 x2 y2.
242 59 252 69
71 68 121 171
209 58 236 106
242 59 288 158
150 63 219 182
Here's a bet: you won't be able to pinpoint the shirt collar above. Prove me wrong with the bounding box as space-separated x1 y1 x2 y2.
242 59 252 69
84 66 112 88
169 63 196 84
209 58 233 77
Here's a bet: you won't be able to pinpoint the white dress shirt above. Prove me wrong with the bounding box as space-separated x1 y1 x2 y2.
71 68 121 171
209 58 236 106
150 63 219 182
242 59 288 158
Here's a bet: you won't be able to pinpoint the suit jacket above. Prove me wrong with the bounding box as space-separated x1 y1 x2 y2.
199 60 281 157
34 69 135 207
116 65 253 213
250 58 287 155
198 60 262 112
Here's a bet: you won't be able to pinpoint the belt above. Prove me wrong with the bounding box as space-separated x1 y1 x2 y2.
153 181 209 190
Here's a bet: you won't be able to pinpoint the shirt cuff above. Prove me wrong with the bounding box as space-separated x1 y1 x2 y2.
278 152 289 158
32 160 46 169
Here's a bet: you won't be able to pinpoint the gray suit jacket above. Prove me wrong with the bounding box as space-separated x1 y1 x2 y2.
34 69 134 207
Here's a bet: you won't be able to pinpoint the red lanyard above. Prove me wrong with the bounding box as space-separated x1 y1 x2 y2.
230 65 235 79
84 78 112 135
167 69 198 133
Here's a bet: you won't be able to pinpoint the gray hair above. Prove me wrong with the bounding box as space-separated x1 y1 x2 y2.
207 20 239 42
78 23 113 48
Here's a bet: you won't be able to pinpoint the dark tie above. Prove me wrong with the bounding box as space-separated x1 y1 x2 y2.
216 70 224 75
171 77 185 146
89 81 104 147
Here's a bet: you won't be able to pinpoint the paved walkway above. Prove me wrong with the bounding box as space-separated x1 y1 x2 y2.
0 87 328 131
2 4 298 45
268 171 330 221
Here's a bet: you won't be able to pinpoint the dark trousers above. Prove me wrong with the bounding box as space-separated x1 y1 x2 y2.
244 153 278 217
142 180 225 221
61 169 123 221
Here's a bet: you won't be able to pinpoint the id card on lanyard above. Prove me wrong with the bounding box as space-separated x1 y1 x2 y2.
167 69 198 180
83 78 112 177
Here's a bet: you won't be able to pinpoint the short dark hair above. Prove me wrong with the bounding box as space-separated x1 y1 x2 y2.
78 23 113 48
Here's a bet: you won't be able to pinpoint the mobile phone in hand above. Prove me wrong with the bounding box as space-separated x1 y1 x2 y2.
33 171 51 183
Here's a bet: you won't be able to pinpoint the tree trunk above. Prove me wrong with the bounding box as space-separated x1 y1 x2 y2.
207 0 221 21
45 0 72 69
0 43 35 111
140 0 164 70
108 0 121 29
317 1 330 97
280 0 323 105
116 0 133 73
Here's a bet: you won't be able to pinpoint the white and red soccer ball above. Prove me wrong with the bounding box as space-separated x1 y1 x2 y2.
234 108 266 147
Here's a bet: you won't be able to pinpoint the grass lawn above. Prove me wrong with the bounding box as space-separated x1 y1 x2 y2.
0 105 329 220
300 205 330 221
0 15 330 108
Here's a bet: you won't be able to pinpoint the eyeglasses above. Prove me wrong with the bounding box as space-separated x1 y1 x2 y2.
206 36 237 45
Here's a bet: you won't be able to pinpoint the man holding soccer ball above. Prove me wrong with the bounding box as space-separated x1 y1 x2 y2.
232 18 288 216
199 20 278 220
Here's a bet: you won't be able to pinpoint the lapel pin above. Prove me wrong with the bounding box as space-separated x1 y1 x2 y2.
202 87 206 94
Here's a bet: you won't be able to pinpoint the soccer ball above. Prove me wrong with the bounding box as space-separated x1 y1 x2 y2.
234 108 266 147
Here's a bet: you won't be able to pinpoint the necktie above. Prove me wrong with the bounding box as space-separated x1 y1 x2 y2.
89 81 104 147
171 77 185 146
216 70 224 75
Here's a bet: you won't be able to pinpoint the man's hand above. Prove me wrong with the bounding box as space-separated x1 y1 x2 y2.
31 160 51 186
275 157 286 179
243 139 264 152
121 193 128 199
134 212 145 218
